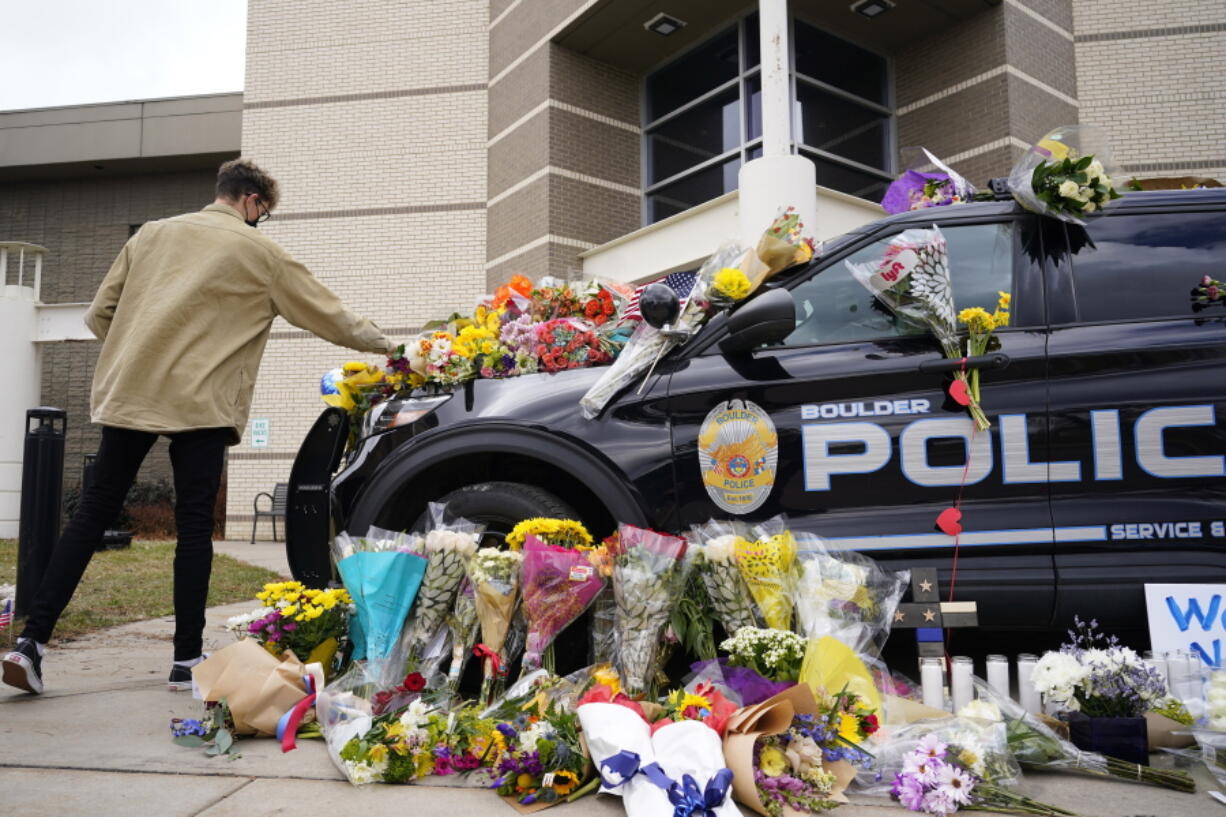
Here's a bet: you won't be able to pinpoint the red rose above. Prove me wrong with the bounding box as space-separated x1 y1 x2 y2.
863 713 879 735
403 672 426 692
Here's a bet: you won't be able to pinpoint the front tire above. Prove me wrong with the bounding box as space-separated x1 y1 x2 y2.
426 481 579 548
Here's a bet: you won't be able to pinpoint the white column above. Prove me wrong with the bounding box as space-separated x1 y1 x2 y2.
0 284 41 538
758 0 791 159
737 0 818 247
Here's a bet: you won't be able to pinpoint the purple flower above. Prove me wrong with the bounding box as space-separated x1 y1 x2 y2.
282 621 298 632
892 773 927 811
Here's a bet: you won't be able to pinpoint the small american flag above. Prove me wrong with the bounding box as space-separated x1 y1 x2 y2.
622 269 699 322
0 598 12 630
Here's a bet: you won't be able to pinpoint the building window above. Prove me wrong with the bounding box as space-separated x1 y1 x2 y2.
642 13 892 224
793 18 892 203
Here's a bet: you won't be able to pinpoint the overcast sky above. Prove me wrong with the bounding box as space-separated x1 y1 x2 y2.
0 0 246 112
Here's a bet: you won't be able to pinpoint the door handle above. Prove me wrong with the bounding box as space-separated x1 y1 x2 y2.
918 352 1011 374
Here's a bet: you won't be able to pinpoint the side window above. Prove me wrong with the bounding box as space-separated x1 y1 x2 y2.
1069 212 1225 322
782 222 1015 347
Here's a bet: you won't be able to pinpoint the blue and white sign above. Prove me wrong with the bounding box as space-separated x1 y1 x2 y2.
250 418 270 449
1145 583 1226 669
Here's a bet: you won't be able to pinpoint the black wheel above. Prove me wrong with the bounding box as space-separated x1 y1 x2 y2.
425 481 579 549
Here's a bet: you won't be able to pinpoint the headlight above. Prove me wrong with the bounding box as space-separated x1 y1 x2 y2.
360 394 451 439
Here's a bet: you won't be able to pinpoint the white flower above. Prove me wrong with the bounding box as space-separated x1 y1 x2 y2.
916 733 948 759
1086 160 1104 179
704 535 738 563
1082 201 1096 213
1032 651 1088 702
936 763 975 806
347 759 385 785
903 752 942 786
518 720 554 752
399 699 432 731
957 699 1002 723
1058 180 1080 199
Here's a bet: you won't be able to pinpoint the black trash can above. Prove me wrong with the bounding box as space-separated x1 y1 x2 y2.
16 408 66 617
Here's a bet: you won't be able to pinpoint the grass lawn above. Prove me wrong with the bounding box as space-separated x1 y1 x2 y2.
0 538 280 646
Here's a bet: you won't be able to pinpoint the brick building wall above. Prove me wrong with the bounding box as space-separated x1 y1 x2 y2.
0 168 221 494
233 0 491 532
1073 0 1226 183
486 1 640 288
896 0 1078 187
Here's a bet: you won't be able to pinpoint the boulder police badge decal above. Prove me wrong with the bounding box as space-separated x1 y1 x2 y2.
697 399 778 514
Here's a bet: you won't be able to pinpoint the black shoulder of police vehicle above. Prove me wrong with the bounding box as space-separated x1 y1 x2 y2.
288 187 1226 651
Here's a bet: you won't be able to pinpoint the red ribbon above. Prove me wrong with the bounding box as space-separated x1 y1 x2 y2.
473 643 504 677
277 674 317 753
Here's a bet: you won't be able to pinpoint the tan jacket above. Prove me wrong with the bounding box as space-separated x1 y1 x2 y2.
86 203 392 444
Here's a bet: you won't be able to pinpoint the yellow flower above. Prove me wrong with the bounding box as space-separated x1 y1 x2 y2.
958 306 994 334
592 665 621 696
342 361 368 374
516 772 537 792
367 743 388 763
760 745 789 777
385 721 406 740
552 769 580 795
390 739 409 756
281 605 298 617
992 309 1010 329
997 291 1011 309
712 267 752 301
838 712 861 743
505 517 592 550
413 751 435 777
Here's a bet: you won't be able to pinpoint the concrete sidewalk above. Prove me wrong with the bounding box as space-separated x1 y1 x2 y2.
1 542 1221 817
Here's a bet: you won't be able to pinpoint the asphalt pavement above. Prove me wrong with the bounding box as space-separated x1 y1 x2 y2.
0 539 1220 817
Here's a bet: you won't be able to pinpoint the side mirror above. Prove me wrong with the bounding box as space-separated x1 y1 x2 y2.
718 288 796 354
639 283 681 329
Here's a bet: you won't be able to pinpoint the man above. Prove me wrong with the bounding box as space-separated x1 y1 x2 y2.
2 159 393 694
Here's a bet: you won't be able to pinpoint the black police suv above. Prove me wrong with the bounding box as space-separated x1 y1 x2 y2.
288 188 1226 649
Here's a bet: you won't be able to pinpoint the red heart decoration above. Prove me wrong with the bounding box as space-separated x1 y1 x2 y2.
948 379 971 406
936 507 963 537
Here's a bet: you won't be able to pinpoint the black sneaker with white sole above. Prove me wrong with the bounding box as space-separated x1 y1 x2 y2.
168 663 193 691
2 640 44 694
168 654 207 691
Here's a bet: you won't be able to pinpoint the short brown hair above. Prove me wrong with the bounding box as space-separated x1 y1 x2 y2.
215 158 280 209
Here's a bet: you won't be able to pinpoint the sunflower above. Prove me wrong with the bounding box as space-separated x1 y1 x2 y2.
551 769 581 795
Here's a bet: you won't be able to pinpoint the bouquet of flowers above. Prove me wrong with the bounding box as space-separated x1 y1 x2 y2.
1192 275 1225 312
655 682 739 736
1031 617 1166 717
170 700 239 758
531 279 585 321
533 318 613 373
690 657 794 707
740 518 800 630
809 687 879 770
228 580 353 671
445 580 480 693
334 699 500 785
579 282 619 327
969 678 1195 793
723 685 841 816
332 528 428 665
491 701 589 806
1007 125 1121 225
791 537 909 657
958 291 1011 418
882 147 976 215
505 517 593 551
402 504 481 670
1206 669 1226 729
613 524 689 697
588 532 623 665
467 547 524 705
889 731 1076 817
846 226 989 430
578 240 747 420
688 519 760 636
519 530 606 672
721 626 806 684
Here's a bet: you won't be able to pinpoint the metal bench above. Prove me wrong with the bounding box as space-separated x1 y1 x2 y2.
251 482 288 543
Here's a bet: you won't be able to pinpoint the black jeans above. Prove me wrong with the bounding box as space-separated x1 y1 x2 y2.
21 426 228 661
